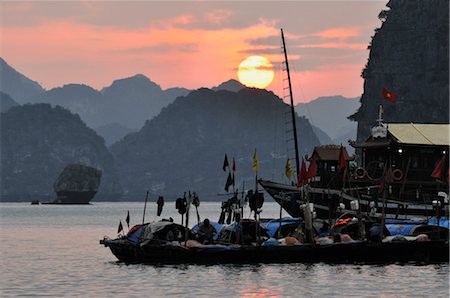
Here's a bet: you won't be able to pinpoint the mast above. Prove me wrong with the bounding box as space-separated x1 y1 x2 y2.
282 28 313 244
281 28 300 178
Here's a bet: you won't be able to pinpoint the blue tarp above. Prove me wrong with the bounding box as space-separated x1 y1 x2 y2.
261 218 302 238
385 224 417 236
386 217 450 235
127 225 144 245
427 217 450 228
385 219 426 225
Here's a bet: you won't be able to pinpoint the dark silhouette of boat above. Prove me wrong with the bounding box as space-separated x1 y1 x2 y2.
259 123 450 220
258 27 449 221
100 218 449 265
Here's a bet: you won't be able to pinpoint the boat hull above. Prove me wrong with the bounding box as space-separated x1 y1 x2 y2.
259 179 443 220
100 239 449 265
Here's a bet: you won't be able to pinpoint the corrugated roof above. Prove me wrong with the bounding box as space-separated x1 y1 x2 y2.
384 123 450 146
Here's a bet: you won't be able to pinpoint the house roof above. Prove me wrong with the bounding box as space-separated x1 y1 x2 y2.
385 123 450 146
310 145 353 161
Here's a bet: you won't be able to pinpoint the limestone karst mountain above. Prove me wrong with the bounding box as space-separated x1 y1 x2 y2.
0 104 122 201
111 87 320 200
0 57 45 103
350 0 449 143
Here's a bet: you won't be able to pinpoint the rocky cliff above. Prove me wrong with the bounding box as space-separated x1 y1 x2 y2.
350 0 449 142
0 104 122 201
111 87 320 200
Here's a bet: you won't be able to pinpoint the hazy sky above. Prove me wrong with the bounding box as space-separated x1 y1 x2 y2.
1 1 388 103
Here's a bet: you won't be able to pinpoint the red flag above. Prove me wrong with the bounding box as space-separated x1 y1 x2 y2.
232 157 236 172
338 147 346 171
383 88 398 102
307 158 317 179
297 158 307 186
431 156 446 179
378 165 393 194
378 179 384 194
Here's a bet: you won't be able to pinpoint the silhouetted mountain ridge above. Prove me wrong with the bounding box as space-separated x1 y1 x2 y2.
111 87 320 199
212 79 245 92
14 72 192 143
0 91 19 113
0 57 44 103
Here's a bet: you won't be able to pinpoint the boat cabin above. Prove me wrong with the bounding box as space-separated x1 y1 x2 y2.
307 145 354 188
351 123 449 202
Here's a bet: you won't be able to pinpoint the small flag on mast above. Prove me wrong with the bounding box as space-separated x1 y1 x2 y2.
382 88 398 102
222 154 229 171
117 220 123 234
125 210 130 228
252 149 258 173
285 158 293 180
307 158 317 179
232 158 236 172
224 172 233 192
431 156 446 179
338 146 346 171
297 158 307 186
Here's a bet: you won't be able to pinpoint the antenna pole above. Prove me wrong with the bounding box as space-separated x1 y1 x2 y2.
142 191 149 224
281 28 300 179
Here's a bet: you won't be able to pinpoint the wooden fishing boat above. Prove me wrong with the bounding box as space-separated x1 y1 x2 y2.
100 225 449 265
100 215 449 265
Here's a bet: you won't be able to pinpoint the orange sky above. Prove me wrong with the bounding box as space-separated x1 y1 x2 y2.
0 1 387 103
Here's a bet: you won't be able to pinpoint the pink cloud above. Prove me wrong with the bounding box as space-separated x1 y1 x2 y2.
2 13 369 103
298 42 366 50
314 27 361 39
205 10 233 24
1 20 278 90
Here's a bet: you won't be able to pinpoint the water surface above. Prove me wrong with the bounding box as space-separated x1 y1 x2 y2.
1 202 448 297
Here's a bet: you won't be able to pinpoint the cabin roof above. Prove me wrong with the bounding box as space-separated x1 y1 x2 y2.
309 145 353 161
384 123 450 146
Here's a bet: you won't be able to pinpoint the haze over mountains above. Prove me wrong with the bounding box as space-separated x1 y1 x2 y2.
0 58 44 103
295 96 360 153
0 58 191 144
0 91 19 113
0 57 354 201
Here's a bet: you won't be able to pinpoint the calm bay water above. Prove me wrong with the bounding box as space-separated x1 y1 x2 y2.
0 202 448 297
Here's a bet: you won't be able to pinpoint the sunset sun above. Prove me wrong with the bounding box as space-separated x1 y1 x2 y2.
237 56 274 89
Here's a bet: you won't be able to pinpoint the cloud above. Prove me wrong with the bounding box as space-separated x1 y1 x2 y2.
168 15 198 27
1 19 278 90
205 10 234 25
313 27 361 39
125 43 199 54
298 42 366 50
1 1 387 102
